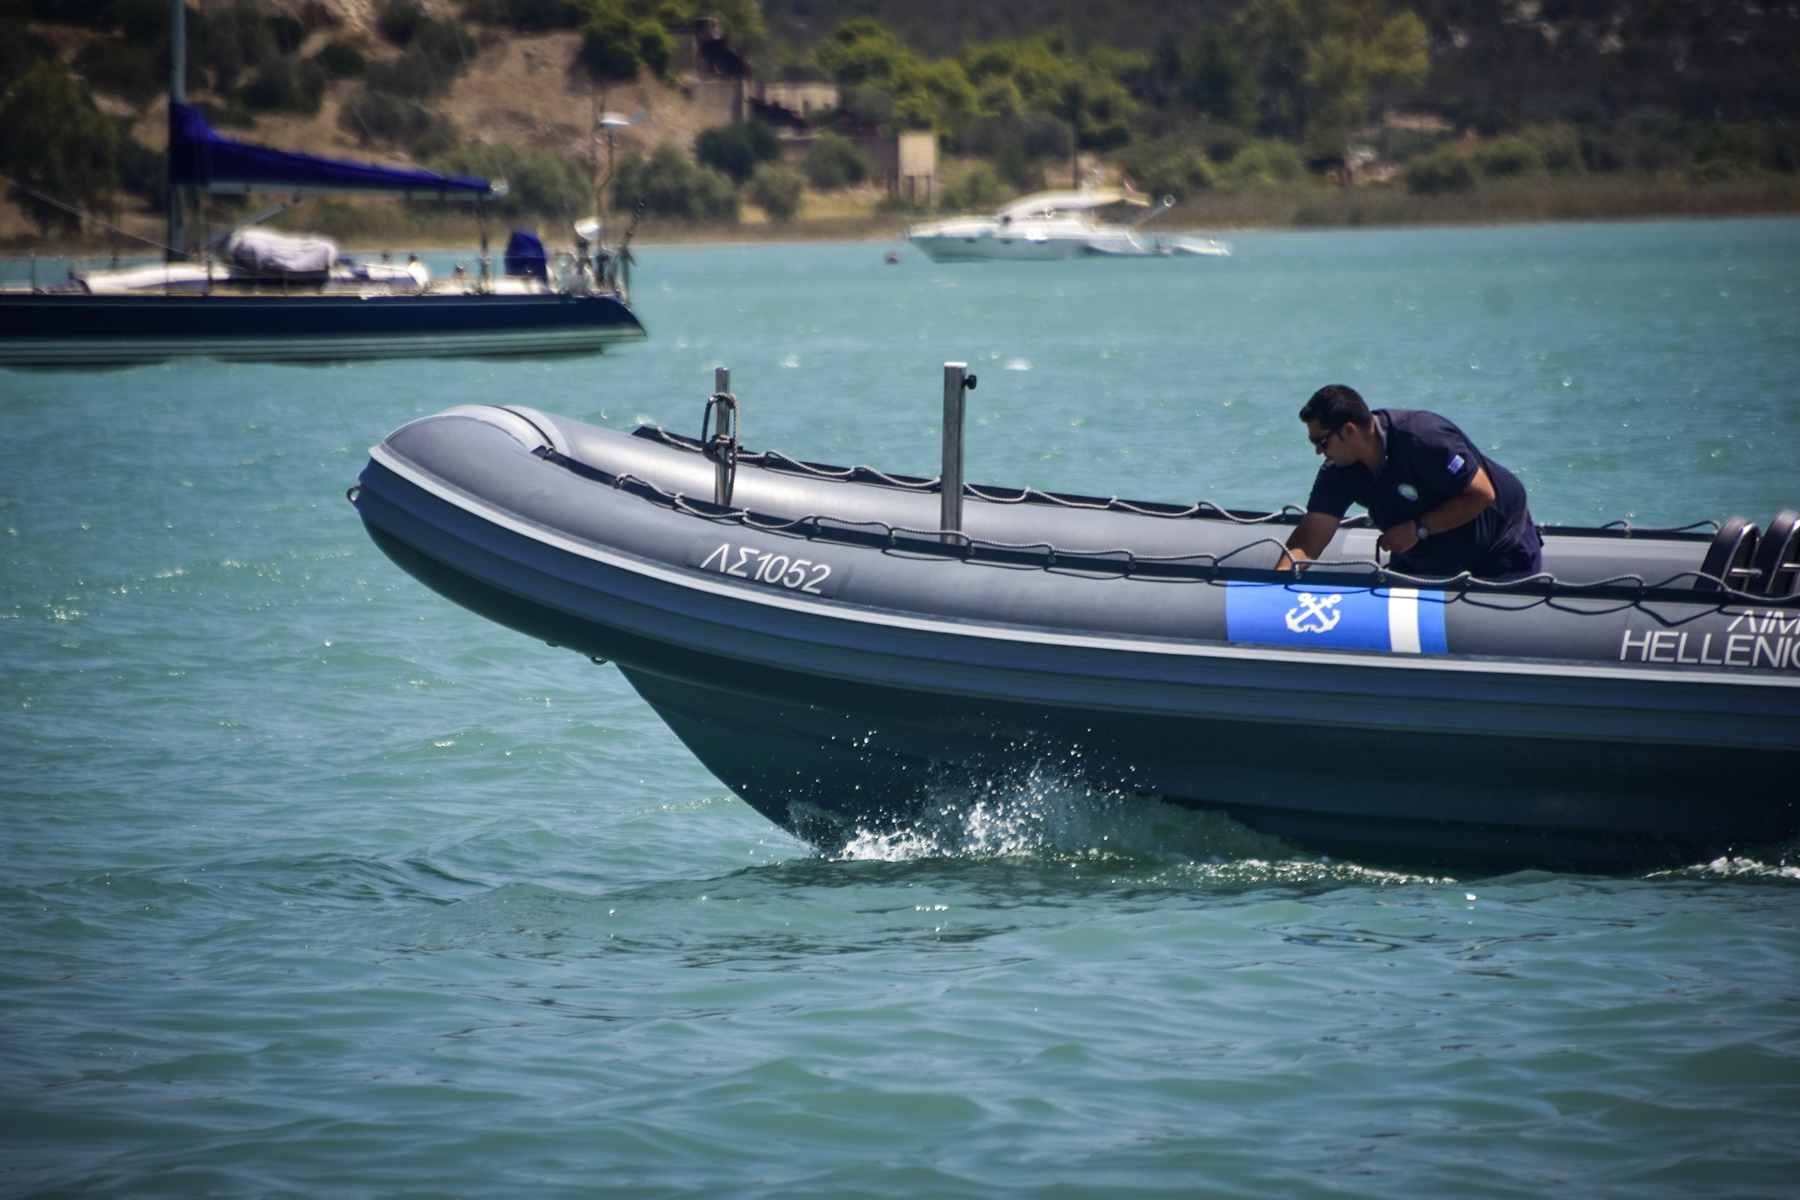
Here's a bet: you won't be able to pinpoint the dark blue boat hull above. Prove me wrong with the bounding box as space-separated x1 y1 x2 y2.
0 289 644 365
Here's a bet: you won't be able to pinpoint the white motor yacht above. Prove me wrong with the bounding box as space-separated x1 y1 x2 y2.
908 187 1230 262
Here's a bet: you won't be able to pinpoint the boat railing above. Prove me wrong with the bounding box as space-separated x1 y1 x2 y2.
536 444 1799 607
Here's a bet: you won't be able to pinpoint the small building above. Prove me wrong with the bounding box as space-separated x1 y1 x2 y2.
851 131 937 206
758 81 839 121
674 17 752 126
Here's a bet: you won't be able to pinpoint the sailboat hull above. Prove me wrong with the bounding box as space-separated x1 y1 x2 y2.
0 289 645 366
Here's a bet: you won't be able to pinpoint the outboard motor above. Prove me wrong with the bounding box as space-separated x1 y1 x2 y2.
503 230 549 280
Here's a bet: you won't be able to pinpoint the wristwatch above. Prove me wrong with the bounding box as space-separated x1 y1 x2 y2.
1414 521 1431 542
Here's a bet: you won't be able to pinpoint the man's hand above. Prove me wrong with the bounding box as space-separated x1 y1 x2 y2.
1379 522 1421 556
1281 512 1341 571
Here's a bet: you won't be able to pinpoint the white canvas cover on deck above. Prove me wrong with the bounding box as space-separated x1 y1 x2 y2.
227 228 338 274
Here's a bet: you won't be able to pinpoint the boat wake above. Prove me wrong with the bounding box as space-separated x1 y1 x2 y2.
795 760 1309 867
1654 852 1800 881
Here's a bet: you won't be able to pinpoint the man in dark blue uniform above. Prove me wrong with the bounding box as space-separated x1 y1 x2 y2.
1282 384 1542 579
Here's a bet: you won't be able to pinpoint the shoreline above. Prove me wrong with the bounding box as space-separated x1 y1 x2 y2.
5 173 1798 259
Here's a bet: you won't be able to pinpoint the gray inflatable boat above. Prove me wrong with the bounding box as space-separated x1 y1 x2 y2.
352 395 1800 873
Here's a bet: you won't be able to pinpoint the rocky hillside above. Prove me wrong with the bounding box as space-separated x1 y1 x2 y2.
1 9 719 245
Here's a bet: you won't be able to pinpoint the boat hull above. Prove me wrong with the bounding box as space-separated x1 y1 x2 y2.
0 290 644 366
352 408 1800 873
908 233 1090 262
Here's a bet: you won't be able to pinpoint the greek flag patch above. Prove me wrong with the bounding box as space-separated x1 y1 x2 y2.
1225 584 1448 654
1448 453 1466 473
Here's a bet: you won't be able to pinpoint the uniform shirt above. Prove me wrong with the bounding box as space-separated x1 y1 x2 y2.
1306 408 1539 578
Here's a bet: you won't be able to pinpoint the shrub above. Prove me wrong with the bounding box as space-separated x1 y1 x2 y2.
695 121 782 184
363 4 476 98
1110 132 1219 199
578 1 675 83
956 112 1073 162
0 20 57 90
376 0 425 46
748 162 804 221
1691 125 1776 181
313 40 368 80
609 142 739 220
74 36 162 104
875 191 924 214
433 143 594 224
1520 125 1583 173
364 51 457 99
338 88 459 157
1215 139 1307 187
238 57 329 115
460 0 579 30
114 121 165 210
194 97 258 129
190 0 279 92
1475 134 1538 178
938 161 1009 212
1474 126 1583 179
1404 147 1475 194
802 132 870 189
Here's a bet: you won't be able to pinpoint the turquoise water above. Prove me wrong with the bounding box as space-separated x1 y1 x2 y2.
3 219 1799 1197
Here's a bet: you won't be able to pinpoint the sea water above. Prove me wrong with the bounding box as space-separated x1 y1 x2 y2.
2 218 1798 1198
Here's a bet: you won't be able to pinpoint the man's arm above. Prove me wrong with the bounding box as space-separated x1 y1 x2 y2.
1379 466 1498 556
1279 512 1341 571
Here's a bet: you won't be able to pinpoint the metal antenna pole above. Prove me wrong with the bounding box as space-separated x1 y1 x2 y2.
168 0 186 260
941 362 976 542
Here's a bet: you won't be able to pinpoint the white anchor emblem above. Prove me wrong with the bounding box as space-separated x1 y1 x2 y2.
1284 593 1343 634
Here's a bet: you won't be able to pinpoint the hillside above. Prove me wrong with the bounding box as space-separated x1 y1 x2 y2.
0 15 722 247
5 0 1799 251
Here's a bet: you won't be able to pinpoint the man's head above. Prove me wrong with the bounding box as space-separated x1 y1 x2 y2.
1299 384 1376 465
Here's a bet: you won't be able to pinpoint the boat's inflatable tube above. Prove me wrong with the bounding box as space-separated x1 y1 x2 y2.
353 404 1800 872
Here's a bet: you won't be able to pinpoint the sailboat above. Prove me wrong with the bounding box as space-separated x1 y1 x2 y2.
0 1 644 367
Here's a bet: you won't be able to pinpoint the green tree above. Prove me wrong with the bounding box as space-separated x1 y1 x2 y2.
748 161 803 221
1180 24 1252 124
433 143 594 223
960 31 1141 149
802 133 870 189
1235 0 1428 154
1404 145 1473 193
695 121 781 184
808 18 965 131
577 0 676 82
0 19 57 90
610 141 739 220
189 0 279 93
0 59 118 235
938 161 1009 211
704 0 768 57
338 90 458 157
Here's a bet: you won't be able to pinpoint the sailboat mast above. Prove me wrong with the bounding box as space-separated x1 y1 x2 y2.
167 0 186 259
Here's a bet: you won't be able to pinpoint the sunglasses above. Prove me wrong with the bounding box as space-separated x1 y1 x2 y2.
1309 426 1342 450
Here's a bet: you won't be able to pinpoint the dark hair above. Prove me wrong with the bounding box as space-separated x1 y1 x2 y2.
1299 384 1371 431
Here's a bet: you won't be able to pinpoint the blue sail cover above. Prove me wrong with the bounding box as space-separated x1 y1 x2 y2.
167 103 500 199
